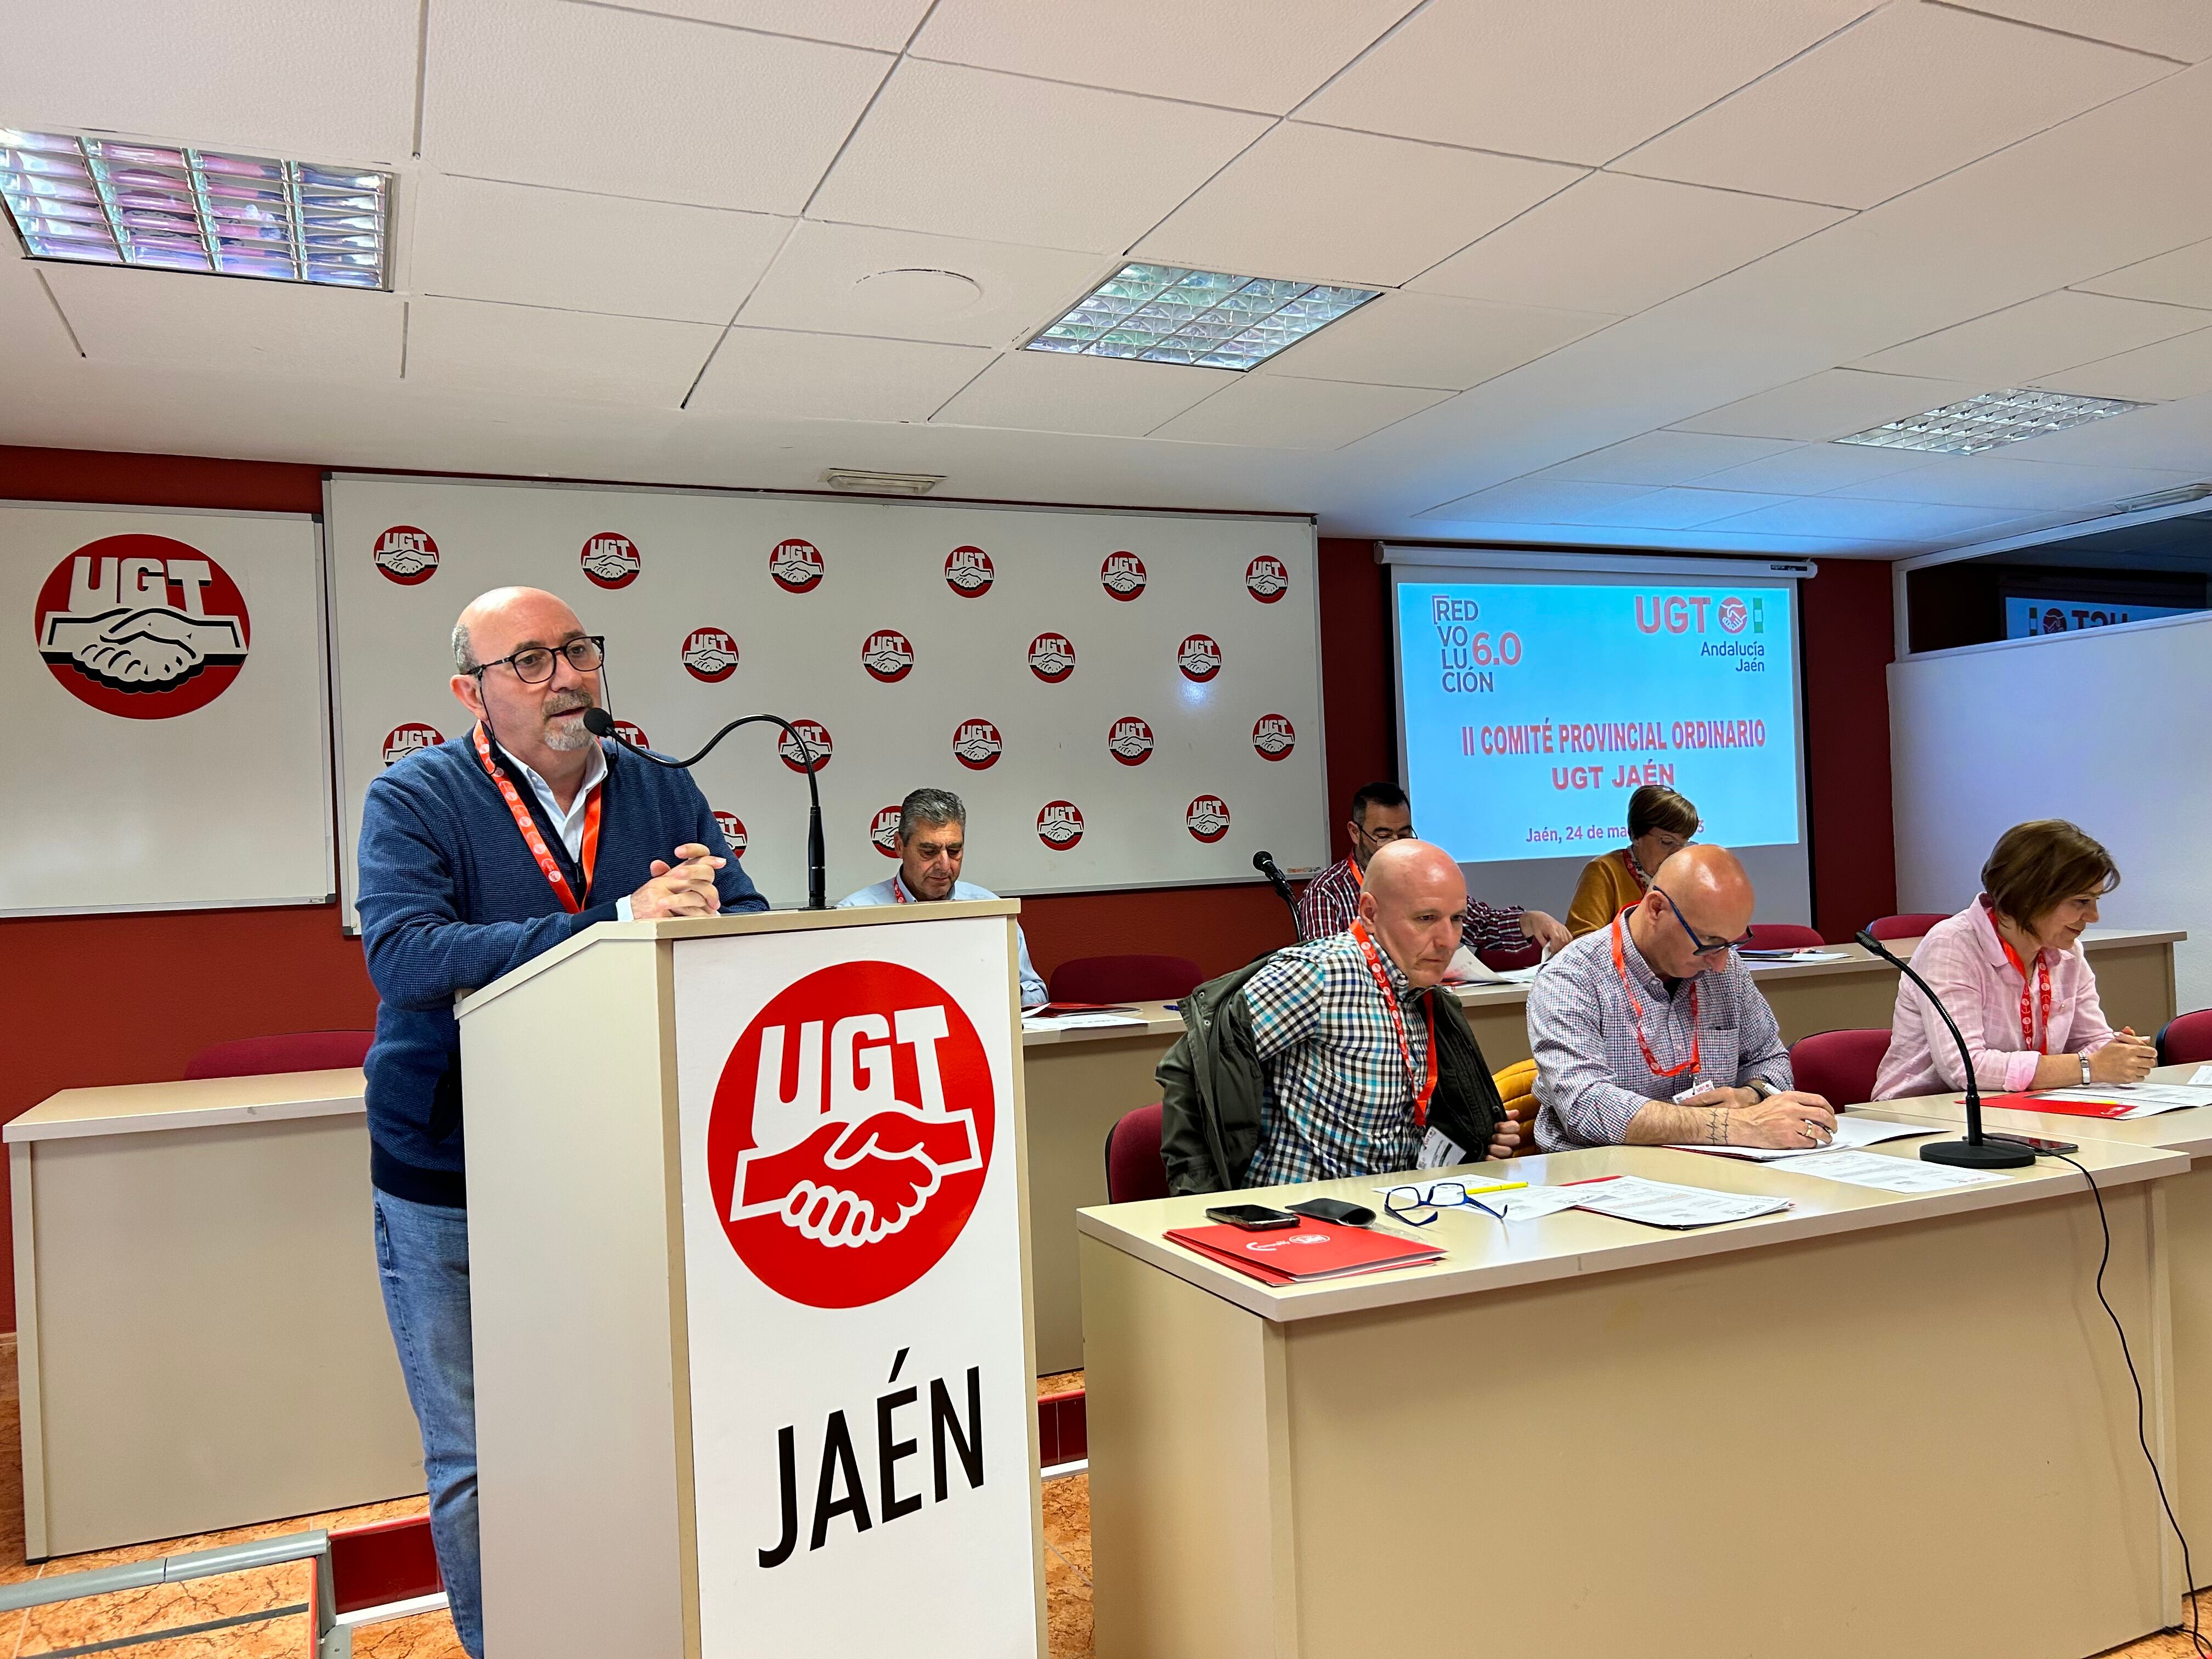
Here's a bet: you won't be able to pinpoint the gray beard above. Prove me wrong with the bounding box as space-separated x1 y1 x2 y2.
542 708 595 751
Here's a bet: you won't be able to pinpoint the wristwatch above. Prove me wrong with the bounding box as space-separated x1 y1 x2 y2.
2080 1053 2093 1086
1748 1077 1779 1101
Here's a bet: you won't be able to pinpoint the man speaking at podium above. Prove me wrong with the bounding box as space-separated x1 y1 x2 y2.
356 586 765 1658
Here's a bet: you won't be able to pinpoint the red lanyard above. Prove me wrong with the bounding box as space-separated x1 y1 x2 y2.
1622 847 1647 890
1349 920 1439 1127
1611 907 1700 1079
891 874 911 904
473 722 601 914
1996 932 2053 1052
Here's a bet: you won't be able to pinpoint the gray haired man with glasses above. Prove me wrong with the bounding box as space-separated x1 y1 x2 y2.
1528 844 1833 1152
355 585 765 1658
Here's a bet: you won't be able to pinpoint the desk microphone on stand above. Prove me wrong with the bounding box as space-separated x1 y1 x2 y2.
1252 850 1300 932
585 708 827 912
1856 928 2033 1169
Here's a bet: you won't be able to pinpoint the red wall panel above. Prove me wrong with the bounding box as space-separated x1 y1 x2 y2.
1798 556 1899 942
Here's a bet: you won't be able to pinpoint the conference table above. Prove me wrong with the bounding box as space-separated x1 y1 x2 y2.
1078 1131 2191 1659
1849 1060 2212 1565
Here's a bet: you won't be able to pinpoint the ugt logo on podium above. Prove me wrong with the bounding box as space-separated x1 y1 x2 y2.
706 961 996 1309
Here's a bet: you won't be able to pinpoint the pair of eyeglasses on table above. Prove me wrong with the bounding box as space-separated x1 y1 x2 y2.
1381 1180 1505 1226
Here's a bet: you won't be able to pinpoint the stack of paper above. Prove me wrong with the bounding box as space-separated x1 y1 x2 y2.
1020 1011 1150 1031
1740 949 1852 962
1771 1149 2010 1193
1668 1116 1941 1161
1562 1175 1792 1229
1984 1082 2212 1119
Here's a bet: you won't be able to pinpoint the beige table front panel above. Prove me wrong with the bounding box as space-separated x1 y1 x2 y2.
1086 1178 2176 1659
16 1115 422 1557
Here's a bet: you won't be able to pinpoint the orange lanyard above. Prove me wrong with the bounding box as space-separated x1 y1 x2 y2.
473 723 600 914
1611 907 1699 1079
1996 933 2053 1053
1622 847 1647 890
1350 920 1439 1128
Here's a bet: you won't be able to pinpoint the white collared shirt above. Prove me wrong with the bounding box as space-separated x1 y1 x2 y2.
516 744 635 921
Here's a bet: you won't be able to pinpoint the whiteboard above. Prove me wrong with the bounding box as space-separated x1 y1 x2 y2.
0 501 331 916
325 476 1327 922
1889 612 2212 1011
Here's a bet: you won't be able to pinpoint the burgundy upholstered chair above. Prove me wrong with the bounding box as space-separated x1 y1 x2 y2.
1788 1029 1894 1107
184 1030 374 1080
1047 955 1202 1005
1103 1104 1170 1205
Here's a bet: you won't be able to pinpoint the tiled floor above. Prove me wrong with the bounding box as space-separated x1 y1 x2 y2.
0 1359 2194 1658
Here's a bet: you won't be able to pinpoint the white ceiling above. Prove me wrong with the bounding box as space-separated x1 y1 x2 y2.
7 0 2212 557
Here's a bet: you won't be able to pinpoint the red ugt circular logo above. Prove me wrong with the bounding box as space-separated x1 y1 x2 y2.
382 723 444 766
1028 632 1075 683
1107 715 1153 766
1245 556 1288 603
945 545 994 597
713 811 748 854
1186 794 1232 843
35 535 252 719
1719 596 1748 634
951 717 1002 770
870 806 902 857
1252 713 1295 760
1101 551 1147 601
779 720 833 773
681 627 740 683
770 538 825 594
611 719 650 749
372 526 439 585
580 531 641 589
860 628 913 683
1177 633 1222 682
1037 800 1084 850
706 961 996 1309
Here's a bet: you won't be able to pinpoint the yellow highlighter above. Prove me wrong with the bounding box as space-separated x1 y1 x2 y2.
1460 1180 1528 1197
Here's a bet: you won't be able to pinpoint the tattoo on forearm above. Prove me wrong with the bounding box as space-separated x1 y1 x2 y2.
1708 1105 1727 1144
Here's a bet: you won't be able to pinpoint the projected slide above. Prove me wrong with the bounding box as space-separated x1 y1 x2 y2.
1397 580 1801 865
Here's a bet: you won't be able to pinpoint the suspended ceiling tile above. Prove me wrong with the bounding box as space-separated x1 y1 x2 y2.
1150 375 1450 450
932 351 1233 436
1410 173 1850 316
1615 3 2172 209
1942 0 2212 61
1827 453 2200 508
1415 478 1660 524
1534 431 1800 486
1692 441 1945 494
1570 486 1804 529
409 175 792 324
808 60 1273 253
421 0 891 213
1136 124 1584 290
404 296 721 404
1670 368 1987 441
0 0 419 162
1703 494 2024 539
736 222 1107 347
41 261 402 380
688 327 995 422
2035 326 2212 402
1293 0 1881 166
909 0 1417 114
0 255 84 372
605 0 934 50
1849 290 2212 383
2075 239 2212 309
1257 291 1616 391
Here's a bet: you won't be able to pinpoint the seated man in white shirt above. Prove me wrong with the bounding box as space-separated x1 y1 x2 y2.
837 786 1048 1008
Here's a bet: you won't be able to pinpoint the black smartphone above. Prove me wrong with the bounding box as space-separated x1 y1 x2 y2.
1986 1131 2079 1154
1287 1198 1375 1227
1204 1204 1300 1230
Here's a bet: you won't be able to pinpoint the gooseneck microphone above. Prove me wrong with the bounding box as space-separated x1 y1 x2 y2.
585 708 827 912
1252 850 1299 930
1857 928 2033 1169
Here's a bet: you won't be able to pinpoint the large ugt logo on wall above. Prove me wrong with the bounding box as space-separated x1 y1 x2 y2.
35 534 251 719
706 962 995 1309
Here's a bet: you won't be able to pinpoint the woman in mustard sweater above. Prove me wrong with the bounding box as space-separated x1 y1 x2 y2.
1565 785 1700 938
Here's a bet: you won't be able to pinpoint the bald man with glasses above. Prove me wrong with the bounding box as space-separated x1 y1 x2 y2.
1528 844 1834 1152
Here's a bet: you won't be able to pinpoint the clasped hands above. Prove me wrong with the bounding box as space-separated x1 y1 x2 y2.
1678 1083 1838 1149
630 842 725 919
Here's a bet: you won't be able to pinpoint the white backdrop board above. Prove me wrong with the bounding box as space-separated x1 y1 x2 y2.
2 501 331 916
325 475 1325 921
1889 612 2212 1010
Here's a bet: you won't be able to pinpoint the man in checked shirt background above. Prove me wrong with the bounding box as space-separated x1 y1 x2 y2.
1528 844 1836 1152
1294 780 1570 958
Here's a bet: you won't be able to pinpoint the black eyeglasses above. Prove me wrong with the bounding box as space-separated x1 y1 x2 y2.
472 635 605 685
1656 888 1752 960
1381 1180 1504 1227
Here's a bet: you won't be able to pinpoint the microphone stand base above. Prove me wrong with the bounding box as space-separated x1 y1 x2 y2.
1920 1138 2036 1170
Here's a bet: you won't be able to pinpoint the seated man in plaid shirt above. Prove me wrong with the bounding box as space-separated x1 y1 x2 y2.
1295 781 1568 957
1529 844 1835 1152
1245 840 1522 1186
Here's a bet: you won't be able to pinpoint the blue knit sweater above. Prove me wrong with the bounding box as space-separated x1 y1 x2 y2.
358 731 766 1206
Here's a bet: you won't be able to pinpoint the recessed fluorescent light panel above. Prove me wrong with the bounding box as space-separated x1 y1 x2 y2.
1835 388 2147 456
0 127 390 288
1025 263 1381 370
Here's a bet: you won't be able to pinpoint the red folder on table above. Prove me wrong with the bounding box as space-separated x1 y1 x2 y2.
1979 1093 2132 1119
1163 1221 1443 1285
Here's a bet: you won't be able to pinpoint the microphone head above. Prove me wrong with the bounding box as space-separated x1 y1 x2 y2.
1251 849 1274 872
582 707 615 737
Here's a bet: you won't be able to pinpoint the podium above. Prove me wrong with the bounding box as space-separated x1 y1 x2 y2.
455 904 1045 1657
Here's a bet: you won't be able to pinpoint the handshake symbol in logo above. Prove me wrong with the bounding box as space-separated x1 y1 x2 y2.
41 607 246 692
731 1105 983 1249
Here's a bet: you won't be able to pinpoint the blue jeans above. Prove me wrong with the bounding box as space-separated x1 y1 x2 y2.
372 1189 483 1658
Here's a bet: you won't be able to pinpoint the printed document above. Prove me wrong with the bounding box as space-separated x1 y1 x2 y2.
1668 1115 1942 1161
2037 1082 2212 1118
1775 1149 2011 1193
1562 1175 1791 1229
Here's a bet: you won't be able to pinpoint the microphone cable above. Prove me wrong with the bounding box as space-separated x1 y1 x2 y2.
2045 1147 2209 1655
